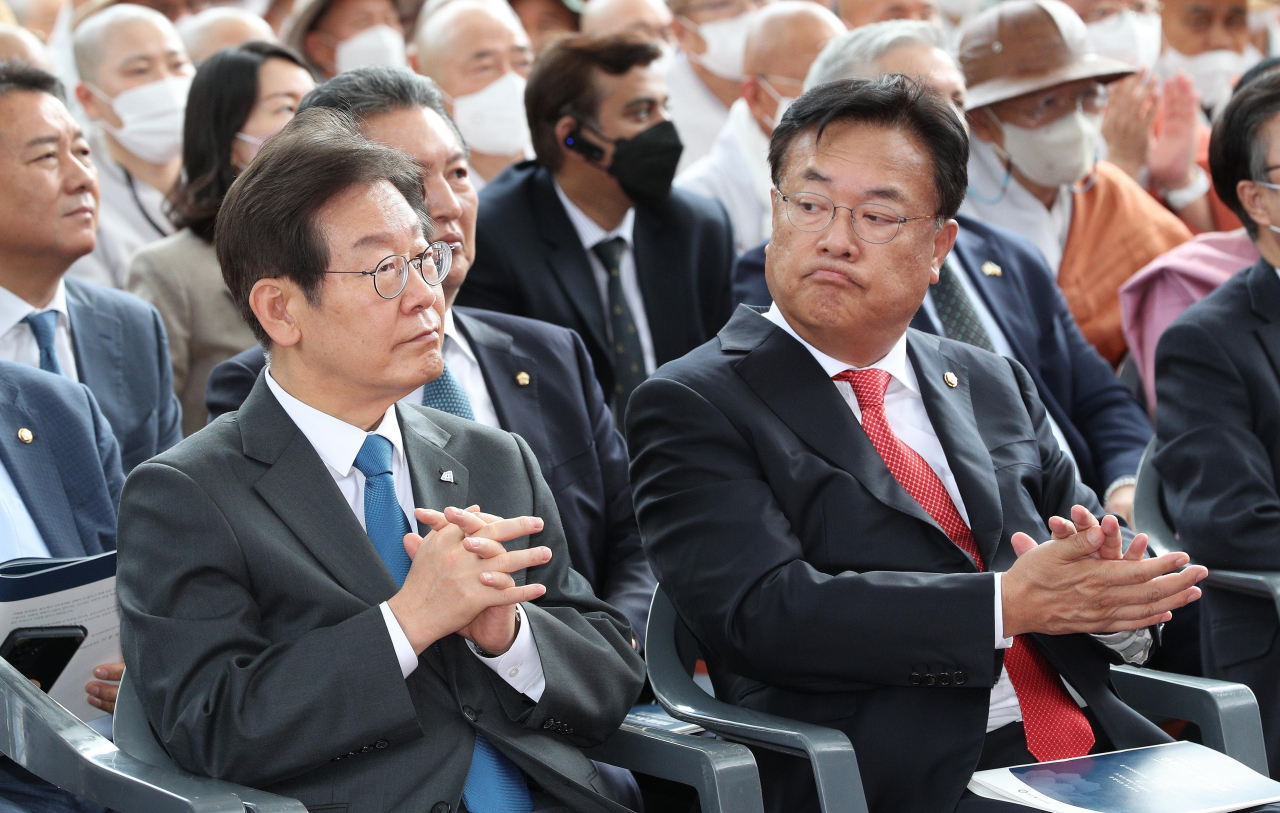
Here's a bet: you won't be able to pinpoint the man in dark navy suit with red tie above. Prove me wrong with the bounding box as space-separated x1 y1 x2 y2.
625 76 1209 813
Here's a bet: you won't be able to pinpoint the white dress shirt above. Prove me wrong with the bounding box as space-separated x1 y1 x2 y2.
264 369 546 701
403 309 501 428
553 181 657 376
664 50 730 175
0 459 51 560
0 280 80 381
761 305 1149 733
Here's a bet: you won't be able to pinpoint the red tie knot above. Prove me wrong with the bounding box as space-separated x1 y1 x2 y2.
833 368 892 410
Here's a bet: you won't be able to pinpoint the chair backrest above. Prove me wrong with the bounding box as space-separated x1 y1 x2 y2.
1115 352 1148 413
113 669 181 771
1133 437 1177 557
645 586 715 716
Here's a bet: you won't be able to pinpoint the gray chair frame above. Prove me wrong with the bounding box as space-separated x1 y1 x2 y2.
1133 438 1280 643
647 585 1273 813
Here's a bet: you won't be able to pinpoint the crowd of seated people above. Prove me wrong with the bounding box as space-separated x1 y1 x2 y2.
1 0 1280 809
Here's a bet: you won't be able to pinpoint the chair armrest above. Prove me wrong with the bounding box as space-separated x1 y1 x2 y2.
1110 664 1268 774
0 657 300 813
1203 570 1280 620
583 722 764 813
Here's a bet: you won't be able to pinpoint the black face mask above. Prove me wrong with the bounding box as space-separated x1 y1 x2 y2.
606 120 684 206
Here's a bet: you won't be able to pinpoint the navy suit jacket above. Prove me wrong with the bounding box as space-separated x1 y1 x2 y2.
731 216 1152 497
204 307 656 643
456 161 735 401
0 360 122 557
66 277 183 473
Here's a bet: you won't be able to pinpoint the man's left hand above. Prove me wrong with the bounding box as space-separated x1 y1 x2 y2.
86 662 124 713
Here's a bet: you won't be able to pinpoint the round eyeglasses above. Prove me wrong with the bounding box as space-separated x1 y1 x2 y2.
777 191 935 244
327 241 454 300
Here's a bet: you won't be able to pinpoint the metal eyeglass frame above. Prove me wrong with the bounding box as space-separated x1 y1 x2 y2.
326 240 454 300
775 190 937 245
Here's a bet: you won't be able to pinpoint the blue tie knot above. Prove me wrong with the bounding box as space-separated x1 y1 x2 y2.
22 311 63 376
353 434 395 478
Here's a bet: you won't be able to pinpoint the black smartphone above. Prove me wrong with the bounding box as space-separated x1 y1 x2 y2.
0 626 87 692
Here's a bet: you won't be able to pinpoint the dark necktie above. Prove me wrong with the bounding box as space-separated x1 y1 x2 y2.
833 368 1095 763
931 262 996 353
591 236 646 412
22 311 64 376
421 339 476 420
352 435 532 813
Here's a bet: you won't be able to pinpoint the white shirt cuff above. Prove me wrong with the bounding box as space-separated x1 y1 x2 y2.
994 572 1013 649
468 604 546 702
380 601 420 679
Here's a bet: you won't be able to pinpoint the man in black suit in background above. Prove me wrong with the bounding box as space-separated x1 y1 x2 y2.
456 33 735 413
626 76 1208 813
205 67 656 653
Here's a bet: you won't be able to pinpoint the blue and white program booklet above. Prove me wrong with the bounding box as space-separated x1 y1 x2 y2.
968 741 1280 813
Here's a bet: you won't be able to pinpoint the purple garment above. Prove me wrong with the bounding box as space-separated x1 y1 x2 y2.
1120 229 1260 413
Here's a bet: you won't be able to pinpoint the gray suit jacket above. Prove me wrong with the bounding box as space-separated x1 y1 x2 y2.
117 375 646 813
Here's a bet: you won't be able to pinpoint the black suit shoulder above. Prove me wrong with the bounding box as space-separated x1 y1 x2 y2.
457 307 581 355
1165 262 1256 336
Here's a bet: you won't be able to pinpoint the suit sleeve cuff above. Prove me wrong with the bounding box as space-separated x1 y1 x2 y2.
468 604 546 702
994 572 1013 649
380 602 420 679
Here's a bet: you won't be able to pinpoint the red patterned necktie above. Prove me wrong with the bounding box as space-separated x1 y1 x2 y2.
833 367 1094 763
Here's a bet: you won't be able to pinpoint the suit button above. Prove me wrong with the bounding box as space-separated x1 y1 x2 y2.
953 671 967 686
938 673 951 686
375 740 389 749
360 745 372 753
563 726 574 734
542 718 556 729
924 673 936 686
463 706 478 722
431 803 451 813
909 672 922 685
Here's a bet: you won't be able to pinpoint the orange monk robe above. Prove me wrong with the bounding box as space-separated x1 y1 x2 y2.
1058 161 1193 366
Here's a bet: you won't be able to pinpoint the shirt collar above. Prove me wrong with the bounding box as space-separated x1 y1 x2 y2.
0 278 70 337
264 367 405 478
762 302 918 394
553 177 635 251
442 307 476 363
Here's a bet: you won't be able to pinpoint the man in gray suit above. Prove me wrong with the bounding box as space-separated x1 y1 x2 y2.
0 60 183 473
116 107 646 813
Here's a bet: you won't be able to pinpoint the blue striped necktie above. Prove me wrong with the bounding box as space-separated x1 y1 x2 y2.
22 311 63 376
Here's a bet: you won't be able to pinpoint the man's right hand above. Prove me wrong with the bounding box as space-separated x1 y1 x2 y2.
1001 512 1207 638
386 506 551 653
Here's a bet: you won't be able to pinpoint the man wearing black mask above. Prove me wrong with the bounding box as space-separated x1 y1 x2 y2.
458 33 735 415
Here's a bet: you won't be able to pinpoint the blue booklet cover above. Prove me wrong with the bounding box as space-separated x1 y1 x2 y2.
971 741 1280 813
0 552 115 602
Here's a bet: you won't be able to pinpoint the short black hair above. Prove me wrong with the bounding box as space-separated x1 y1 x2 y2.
1210 70 1280 239
170 42 307 242
216 107 434 346
0 59 65 104
299 65 467 157
768 75 969 223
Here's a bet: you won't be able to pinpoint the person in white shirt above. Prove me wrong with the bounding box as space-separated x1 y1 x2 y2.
581 0 673 44
676 0 842 254
410 0 534 188
177 5 278 63
69 4 194 289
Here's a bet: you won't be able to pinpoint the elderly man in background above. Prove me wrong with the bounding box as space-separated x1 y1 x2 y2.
580 0 671 43
663 0 766 172
1156 0 1257 120
959 0 1191 366
0 23 51 68
282 0 405 79
837 0 939 28
177 5 277 62
411 0 533 188
70 4 194 289
676 0 842 255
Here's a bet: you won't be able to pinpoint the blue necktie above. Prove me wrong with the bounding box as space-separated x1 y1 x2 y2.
354 437 531 813
421 342 476 420
352 435 413 586
22 312 63 376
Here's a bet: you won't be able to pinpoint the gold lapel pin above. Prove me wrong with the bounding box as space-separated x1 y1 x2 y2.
981 261 1002 277
16 428 32 444
944 372 959 388
440 470 455 483
515 371 531 387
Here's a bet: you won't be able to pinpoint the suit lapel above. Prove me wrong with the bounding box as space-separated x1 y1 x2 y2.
531 170 609 355
396 405 473 527
64 281 125 416
455 312 551 459
632 205 683 364
906 334 1005 569
1247 261 1280 385
0 378 81 557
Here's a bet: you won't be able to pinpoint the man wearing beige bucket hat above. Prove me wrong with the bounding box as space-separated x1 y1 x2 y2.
958 0 1191 366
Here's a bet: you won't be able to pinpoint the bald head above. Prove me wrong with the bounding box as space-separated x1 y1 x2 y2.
0 23 52 69
580 0 671 41
743 1 845 78
73 3 182 82
177 6 276 62
412 0 531 95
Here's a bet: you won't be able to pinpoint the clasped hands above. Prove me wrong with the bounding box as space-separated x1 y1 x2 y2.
1001 505 1207 638
386 505 550 656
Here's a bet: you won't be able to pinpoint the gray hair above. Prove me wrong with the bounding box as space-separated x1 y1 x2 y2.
805 19 948 91
73 3 176 83
297 65 470 158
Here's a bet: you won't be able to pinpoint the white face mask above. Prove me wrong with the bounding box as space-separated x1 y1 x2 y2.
449 71 532 156
995 108 1102 188
757 76 794 132
89 75 191 164
334 24 406 74
682 11 753 81
1087 10 1162 70
1158 45 1261 121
